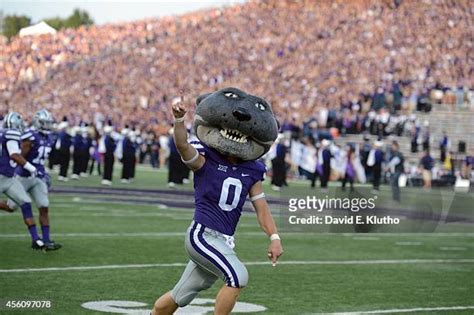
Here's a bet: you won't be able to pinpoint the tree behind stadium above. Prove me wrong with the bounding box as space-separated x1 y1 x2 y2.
2 9 93 40
1 15 31 39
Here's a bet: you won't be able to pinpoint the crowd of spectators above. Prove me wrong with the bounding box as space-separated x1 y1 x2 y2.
1 0 472 135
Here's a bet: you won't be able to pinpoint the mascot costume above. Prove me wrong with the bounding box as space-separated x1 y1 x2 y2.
152 87 283 315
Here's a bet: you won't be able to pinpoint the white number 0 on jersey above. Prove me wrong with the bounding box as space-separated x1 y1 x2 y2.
218 177 242 211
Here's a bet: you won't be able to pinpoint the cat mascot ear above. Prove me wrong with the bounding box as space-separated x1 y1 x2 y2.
196 93 212 106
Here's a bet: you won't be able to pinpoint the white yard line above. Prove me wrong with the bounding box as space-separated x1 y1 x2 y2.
313 305 474 314
0 214 169 218
1 259 473 273
0 212 183 218
395 241 423 246
439 246 467 251
78 206 109 211
0 232 186 238
352 236 380 241
0 232 473 238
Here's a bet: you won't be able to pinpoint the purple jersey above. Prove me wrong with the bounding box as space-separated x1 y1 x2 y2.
17 129 52 177
0 129 21 177
191 141 266 235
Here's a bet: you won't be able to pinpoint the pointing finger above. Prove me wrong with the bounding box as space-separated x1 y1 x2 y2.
271 253 277 264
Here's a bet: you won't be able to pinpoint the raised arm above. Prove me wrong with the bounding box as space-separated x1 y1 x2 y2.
171 97 205 171
249 180 283 266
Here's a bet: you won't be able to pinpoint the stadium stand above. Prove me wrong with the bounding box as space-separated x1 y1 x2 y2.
1 0 472 124
0 0 472 186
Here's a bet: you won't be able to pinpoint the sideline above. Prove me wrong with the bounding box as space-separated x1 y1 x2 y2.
1 259 473 273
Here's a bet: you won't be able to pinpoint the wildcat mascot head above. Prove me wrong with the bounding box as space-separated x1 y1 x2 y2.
193 87 279 161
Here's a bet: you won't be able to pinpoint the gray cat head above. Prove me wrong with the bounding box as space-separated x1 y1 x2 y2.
193 87 279 161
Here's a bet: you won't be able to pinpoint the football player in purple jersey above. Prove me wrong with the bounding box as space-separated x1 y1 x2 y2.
152 88 282 315
0 112 45 249
2 110 61 250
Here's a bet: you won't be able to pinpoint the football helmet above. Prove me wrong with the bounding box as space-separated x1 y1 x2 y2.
3 112 25 132
32 109 54 133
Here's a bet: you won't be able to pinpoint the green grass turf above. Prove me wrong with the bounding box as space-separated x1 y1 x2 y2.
0 166 473 314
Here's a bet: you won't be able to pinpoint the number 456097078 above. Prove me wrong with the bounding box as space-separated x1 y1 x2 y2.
4 300 52 309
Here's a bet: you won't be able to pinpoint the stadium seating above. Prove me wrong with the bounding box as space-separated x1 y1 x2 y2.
1 0 472 132
421 110 474 154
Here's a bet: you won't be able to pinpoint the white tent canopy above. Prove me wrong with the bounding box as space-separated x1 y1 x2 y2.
19 21 57 37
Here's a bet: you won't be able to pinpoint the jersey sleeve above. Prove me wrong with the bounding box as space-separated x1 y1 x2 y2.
6 138 21 155
189 141 216 176
189 140 208 155
254 161 267 182
244 160 266 184
5 130 21 141
21 130 35 141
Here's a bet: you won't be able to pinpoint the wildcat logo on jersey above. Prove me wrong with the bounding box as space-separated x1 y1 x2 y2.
218 164 228 172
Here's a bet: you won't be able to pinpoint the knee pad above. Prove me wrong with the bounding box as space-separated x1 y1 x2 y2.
13 194 32 207
20 203 33 219
229 265 249 288
37 200 50 209
172 290 195 307
172 276 216 307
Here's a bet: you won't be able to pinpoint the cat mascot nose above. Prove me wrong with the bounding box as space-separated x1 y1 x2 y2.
232 108 251 121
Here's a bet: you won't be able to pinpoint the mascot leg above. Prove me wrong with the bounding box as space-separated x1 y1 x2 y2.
152 291 178 315
214 286 241 315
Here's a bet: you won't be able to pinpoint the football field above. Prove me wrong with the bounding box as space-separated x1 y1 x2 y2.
0 167 473 314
